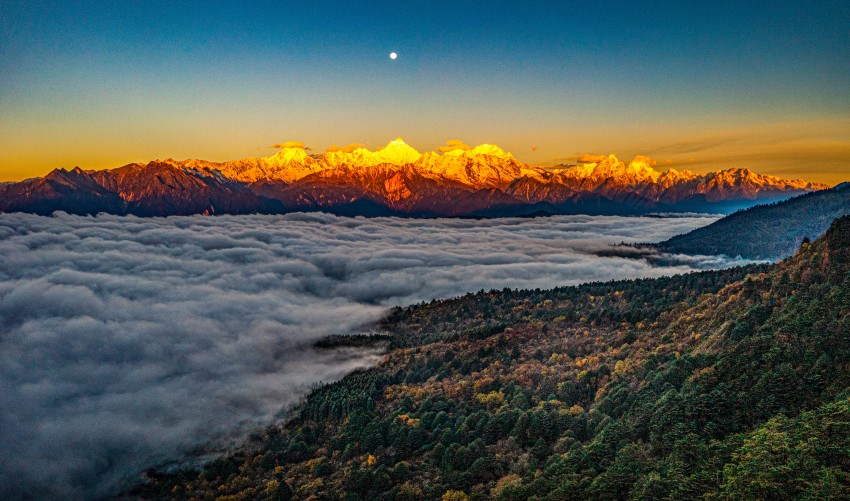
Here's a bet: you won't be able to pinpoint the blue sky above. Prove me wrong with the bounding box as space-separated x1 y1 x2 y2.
1 1 848 182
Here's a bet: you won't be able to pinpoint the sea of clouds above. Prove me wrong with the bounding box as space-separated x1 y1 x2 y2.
0 212 749 499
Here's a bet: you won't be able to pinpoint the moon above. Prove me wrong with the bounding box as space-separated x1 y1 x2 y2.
389 52 397 60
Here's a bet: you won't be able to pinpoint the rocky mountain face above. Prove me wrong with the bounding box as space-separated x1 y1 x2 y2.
0 140 829 217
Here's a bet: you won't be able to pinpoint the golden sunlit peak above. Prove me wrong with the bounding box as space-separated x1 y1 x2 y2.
563 153 664 183
466 144 512 159
319 138 422 168
387 138 411 147
265 146 312 167
376 138 420 155
371 138 422 164
436 140 513 160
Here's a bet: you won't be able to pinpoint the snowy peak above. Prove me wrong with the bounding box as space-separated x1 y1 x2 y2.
657 168 698 188
710 167 788 186
166 144 828 198
204 145 321 183
700 168 827 197
624 156 663 183
304 139 528 188
323 138 423 168
561 154 662 186
180 139 526 188
359 138 423 165
418 143 537 189
442 143 513 160
265 146 314 167
12 141 828 218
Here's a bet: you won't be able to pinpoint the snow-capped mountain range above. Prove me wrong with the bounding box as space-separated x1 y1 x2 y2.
0 139 829 217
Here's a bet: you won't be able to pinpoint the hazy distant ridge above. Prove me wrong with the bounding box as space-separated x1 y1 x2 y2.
657 182 850 259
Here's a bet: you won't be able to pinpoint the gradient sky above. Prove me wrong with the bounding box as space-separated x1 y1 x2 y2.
1 1 849 183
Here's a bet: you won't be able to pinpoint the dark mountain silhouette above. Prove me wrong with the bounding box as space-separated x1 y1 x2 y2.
657 182 850 259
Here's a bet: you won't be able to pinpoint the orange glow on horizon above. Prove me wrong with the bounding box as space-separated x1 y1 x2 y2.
1 120 849 186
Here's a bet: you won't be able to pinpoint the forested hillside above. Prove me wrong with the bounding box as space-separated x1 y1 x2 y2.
137 217 850 500
657 183 850 259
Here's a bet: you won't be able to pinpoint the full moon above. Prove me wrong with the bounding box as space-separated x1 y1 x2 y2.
389 52 397 60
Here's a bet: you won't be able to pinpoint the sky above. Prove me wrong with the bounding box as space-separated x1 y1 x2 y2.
1 1 848 183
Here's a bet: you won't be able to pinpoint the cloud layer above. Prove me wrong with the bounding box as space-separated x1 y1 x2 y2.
326 142 365 153
437 139 472 152
271 140 307 149
0 212 739 498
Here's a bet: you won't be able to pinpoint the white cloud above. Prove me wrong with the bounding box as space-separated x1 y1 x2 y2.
0 211 740 498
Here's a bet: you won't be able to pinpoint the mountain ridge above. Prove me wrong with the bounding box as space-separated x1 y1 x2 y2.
656 182 850 259
0 139 830 217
